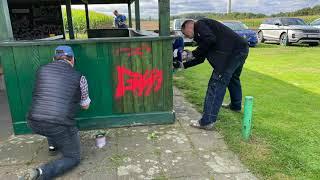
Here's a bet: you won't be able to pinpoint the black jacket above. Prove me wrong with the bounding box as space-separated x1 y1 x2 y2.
28 60 82 126
184 18 248 72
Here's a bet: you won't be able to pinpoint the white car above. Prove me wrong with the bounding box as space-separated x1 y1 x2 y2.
258 17 320 46
310 18 320 29
172 19 194 46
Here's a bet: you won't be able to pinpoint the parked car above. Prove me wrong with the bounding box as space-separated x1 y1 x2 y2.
310 18 320 29
258 17 320 46
222 21 258 47
172 19 194 46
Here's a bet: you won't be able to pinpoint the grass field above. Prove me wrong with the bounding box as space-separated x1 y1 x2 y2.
173 44 320 179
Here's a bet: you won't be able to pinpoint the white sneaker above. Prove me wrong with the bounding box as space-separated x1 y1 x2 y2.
189 121 214 130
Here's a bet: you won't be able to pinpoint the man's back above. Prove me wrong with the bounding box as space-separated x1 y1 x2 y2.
194 18 247 52
28 60 81 126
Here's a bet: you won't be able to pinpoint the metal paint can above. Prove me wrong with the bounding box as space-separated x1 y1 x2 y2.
95 133 106 148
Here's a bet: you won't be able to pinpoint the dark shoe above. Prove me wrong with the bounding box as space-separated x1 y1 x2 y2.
20 168 40 180
222 103 241 112
48 146 58 156
189 121 214 130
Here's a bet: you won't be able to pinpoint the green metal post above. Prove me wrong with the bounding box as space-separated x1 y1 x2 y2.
242 96 254 141
66 0 75 39
85 3 90 30
158 0 170 36
128 3 132 28
0 0 13 41
134 0 140 31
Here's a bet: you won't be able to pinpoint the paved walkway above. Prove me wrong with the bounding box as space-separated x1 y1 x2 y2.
0 88 258 180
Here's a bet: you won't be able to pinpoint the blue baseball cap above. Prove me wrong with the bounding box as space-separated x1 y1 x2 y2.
55 46 74 57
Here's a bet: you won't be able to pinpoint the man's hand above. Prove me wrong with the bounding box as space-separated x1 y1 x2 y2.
182 50 194 62
81 105 90 110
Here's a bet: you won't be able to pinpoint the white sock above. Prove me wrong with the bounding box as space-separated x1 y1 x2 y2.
37 168 43 175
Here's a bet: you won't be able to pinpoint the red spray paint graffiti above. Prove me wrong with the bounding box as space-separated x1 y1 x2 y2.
115 66 163 98
115 45 151 57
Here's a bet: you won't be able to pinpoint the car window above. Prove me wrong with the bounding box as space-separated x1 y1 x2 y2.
311 19 320 25
273 19 282 25
223 22 248 30
267 19 276 25
264 19 272 25
281 18 306 25
174 19 185 30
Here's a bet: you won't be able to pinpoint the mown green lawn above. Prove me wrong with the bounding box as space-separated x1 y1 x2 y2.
174 44 320 179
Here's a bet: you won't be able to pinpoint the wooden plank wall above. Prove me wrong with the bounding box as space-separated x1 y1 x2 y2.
1 39 173 133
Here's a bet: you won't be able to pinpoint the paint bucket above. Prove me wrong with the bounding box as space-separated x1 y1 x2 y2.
95 133 107 148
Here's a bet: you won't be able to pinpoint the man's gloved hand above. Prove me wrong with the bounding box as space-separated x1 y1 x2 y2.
182 50 194 62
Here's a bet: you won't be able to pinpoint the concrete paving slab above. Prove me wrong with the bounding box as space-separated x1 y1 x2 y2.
212 172 258 180
117 135 158 155
201 151 250 174
159 151 211 178
116 152 163 180
0 135 44 166
188 132 228 152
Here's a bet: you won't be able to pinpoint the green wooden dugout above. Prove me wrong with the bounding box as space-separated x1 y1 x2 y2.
0 0 174 135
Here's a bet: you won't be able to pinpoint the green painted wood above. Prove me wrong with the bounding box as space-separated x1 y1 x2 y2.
134 0 141 31
74 43 114 117
158 0 170 36
13 111 175 135
66 0 75 39
120 42 134 113
12 46 41 119
162 40 173 110
0 47 24 133
0 0 13 41
128 3 132 28
85 3 90 30
112 43 124 114
0 36 174 47
151 40 164 111
2 39 174 135
142 41 154 112
130 42 144 113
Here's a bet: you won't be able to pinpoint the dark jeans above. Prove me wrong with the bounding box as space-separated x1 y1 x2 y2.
28 121 81 180
200 47 249 126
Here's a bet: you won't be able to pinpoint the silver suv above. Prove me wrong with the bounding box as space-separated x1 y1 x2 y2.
258 17 320 46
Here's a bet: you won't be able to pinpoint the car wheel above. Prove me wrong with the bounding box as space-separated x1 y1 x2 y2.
258 31 265 43
309 42 319 47
280 33 290 46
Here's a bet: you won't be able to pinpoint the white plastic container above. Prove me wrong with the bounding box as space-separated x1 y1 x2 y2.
95 134 106 148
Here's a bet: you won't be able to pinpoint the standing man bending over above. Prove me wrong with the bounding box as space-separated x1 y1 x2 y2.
113 10 128 28
177 19 249 130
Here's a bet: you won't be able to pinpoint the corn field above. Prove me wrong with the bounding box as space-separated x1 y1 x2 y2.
62 8 114 35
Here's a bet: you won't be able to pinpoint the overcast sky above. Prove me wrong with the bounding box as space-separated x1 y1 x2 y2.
74 0 320 18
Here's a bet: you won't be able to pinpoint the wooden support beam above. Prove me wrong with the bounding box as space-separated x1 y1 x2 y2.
134 0 140 31
66 0 75 39
159 0 170 36
128 3 132 28
0 0 13 41
85 3 90 30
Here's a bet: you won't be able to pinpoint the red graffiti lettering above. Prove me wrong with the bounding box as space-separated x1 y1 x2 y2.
116 46 151 57
115 66 163 98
